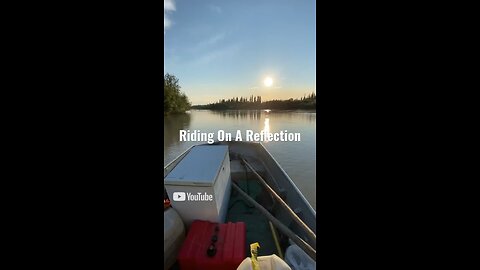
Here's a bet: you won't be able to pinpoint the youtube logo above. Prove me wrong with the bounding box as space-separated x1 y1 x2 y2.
173 192 186 201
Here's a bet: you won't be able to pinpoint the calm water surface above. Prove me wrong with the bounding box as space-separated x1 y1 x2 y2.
164 110 316 210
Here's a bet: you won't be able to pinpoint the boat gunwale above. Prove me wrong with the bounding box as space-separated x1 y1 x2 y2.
256 142 316 216
164 145 195 177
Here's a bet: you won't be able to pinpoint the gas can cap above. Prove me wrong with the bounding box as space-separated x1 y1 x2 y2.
207 244 217 257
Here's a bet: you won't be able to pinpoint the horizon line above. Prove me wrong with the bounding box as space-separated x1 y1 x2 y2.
191 92 316 106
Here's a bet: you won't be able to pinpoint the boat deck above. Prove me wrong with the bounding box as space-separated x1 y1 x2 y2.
227 159 283 258
165 143 315 269
226 178 277 257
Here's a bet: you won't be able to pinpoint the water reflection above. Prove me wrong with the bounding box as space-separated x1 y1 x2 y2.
164 112 191 150
262 117 270 143
199 109 315 123
267 111 316 124
210 110 262 120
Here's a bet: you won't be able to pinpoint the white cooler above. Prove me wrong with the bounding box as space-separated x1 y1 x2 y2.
164 145 231 226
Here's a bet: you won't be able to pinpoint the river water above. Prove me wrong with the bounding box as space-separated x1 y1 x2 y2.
164 110 316 210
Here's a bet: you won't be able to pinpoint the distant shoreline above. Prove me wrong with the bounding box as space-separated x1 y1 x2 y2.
191 96 316 111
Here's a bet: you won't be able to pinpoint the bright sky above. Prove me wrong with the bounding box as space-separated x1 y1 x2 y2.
164 0 316 105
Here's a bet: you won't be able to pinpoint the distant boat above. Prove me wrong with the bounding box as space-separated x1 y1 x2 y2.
164 141 316 269
264 109 271 113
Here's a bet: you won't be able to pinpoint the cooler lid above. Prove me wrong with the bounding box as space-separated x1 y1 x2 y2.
165 145 228 186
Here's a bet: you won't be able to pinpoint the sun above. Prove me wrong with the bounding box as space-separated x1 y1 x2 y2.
264 77 273 87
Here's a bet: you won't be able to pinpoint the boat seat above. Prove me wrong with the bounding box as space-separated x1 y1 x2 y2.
231 160 247 181
230 160 245 173
277 188 287 201
293 207 304 220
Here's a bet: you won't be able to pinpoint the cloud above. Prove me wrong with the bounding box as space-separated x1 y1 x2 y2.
164 0 176 34
198 33 225 47
190 44 241 66
209 5 222 14
188 33 226 53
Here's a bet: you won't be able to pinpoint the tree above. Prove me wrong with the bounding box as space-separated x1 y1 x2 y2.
164 73 191 115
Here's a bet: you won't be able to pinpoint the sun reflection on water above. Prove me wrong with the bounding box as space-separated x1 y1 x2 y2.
262 117 270 143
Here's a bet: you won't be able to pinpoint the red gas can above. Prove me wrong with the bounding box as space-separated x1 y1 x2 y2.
177 220 246 270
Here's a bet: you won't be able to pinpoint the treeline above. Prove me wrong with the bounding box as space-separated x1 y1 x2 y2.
164 73 191 115
192 92 316 110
